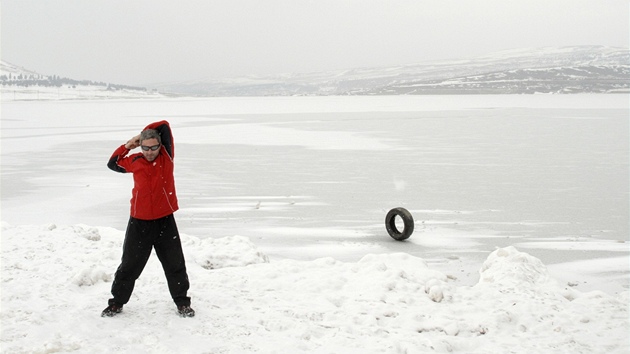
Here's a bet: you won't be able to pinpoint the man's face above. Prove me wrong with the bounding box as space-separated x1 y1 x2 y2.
140 138 160 162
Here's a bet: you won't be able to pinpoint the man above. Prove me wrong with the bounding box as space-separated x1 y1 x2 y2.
102 120 194 318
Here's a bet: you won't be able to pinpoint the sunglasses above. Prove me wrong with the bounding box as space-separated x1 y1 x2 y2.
141 144 161 151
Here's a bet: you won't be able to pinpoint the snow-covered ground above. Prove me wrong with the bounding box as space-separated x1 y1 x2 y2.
1 84 163 100
1 94 629 353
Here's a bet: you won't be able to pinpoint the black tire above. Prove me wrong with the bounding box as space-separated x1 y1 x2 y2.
385 207 414 241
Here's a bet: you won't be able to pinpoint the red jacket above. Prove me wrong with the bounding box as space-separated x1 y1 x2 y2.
107 121 179 220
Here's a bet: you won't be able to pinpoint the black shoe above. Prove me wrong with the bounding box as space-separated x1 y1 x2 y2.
101 303 123 317
177 305 195 317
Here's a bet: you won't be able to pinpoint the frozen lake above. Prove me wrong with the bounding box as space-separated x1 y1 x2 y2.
2 94 628 292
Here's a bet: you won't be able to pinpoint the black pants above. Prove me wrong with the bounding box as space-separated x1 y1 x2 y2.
110 214 191 307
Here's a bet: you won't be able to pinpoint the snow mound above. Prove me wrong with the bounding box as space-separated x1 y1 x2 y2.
479 246 552 287
1 223 628 353
187 234 269 269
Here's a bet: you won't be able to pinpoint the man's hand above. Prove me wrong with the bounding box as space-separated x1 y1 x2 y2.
125 134 141 150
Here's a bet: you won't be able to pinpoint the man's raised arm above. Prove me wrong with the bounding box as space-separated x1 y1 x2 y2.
144 120 174 159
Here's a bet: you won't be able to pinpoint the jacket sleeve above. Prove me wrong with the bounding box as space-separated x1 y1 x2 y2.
144 120 174 159
107 144 131 173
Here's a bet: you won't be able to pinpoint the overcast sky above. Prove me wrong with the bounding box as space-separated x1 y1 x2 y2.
1 0 628 85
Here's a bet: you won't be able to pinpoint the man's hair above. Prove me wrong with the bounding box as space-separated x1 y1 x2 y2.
140 129 161 144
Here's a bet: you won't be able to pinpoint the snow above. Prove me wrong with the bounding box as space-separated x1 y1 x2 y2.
1 223 628 353
1 84 163 100
1 94 629 352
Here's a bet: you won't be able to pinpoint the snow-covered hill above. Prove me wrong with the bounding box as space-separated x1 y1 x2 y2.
152 46 630 96
3 46 628 99
0 61 42 78
0 61 163 100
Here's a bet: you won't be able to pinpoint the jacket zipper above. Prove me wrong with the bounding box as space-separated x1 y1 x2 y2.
133 190 138 216
163 187 175 212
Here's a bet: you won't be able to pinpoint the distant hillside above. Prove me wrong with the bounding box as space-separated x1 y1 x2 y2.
151 46 630 96
1 61 161 100
3 45 628 99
